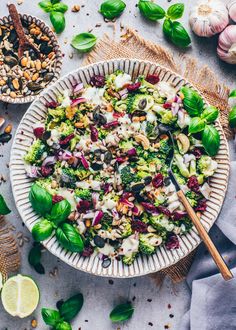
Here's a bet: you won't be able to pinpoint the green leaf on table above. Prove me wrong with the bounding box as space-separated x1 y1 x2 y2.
52 3 68 13
28 244 45 274
167 3 184 20
38 0 53 13
29 183 52 216
229 105 236 128
71 33 97 53
59 293 84 322
56 223 84 253
0 195 11 215
138 0 165 21
100 0 126 19
229 89 236 98
188 117 205 134
32 219 54 242
50 11 66 34
180 86 204 117
42 308 62 326
202 125 220 156
110 302 134 323
55 321 72 330
201 106 219 123
163 19 191 48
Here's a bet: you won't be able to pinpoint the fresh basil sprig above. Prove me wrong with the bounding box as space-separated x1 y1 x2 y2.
32 219 54 242
189 106 219 134
71 33 97 53
28 243 45 274
138 0 165 21
202 125 220 157
0 194 11 215
110 302 134 323
100 0 126 20
201 106 219 123
42 293 84 329
189 117 205 134
163 19 191 48
56 223 84 253
181 87 204 117
38 0 68 33
48 200 71 226
29 184 52 216
166 3 184 20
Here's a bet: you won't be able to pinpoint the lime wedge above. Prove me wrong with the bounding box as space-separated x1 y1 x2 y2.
1 274 39 318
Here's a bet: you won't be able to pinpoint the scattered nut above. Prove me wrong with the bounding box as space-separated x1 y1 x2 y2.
4 124 12 134
72 5 81 12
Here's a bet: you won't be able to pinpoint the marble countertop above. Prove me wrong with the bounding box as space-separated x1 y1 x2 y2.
0 0 235 329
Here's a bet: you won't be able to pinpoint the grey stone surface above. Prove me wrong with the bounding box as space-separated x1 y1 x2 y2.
0 0 235 329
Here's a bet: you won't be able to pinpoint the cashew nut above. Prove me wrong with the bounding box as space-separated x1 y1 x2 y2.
177 133 190 154
135 134 150 150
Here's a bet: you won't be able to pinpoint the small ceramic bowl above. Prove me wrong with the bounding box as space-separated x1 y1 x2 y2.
0 14 62 104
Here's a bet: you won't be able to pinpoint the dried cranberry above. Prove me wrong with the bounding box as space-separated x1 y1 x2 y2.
45 101 59 108
140 202 158 213
41 166 53 177
127 82 141 92
172 211 187 221
52 195 64 204
33 127 45 139
152 173 164 188
165 234 180 250
59 133 75 146
131 220 148 233
157 206 171 217
187 176 200 193
127 148 137 157
146 74 159 85
195 199 207 212
116 156 127 164
90 125 98 142
77 200 91 213
103 120 119 129
163 103 172 109
192 147 202 159
113 111 125 118
81 245 94 257
90 75 105 88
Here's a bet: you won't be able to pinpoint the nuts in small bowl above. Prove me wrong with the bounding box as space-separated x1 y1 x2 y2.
0 14 62 104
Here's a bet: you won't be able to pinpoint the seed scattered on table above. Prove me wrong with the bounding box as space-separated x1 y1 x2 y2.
72 5 81 12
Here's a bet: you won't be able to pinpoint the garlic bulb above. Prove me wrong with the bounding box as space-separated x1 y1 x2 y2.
189 0 229 37
217 25 236 64
228 0 236 22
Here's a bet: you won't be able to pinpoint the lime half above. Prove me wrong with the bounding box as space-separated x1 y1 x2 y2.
1 274 39 318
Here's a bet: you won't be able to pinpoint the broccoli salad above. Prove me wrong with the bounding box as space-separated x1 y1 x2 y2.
24 70 218 267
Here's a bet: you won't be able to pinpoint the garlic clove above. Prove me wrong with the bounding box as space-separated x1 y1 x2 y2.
228 0 236 22
217 25 236 64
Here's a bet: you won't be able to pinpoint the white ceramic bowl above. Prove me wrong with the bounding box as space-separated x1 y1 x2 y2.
10 59 229 277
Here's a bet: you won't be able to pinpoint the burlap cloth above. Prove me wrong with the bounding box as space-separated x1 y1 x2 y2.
84 27 232 282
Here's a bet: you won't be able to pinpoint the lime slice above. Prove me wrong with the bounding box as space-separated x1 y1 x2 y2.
1 274 39 318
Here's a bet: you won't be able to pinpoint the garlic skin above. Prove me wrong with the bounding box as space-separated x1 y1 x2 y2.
228 0 236 22
189 0 229 37
217 25 236 64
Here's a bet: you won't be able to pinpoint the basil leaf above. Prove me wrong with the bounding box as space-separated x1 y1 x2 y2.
229 89 236 98
56 223 84 252
28 245 41 266
110 303 134 323
42 308 61 326
52 3 68 13
32 219 54 242
181 86 204 117
38 0 53 13
138 0 165 21
34 263 45 274
201 106 219 123
50 11 66 34
71 33 97 53
229 106 236 128
51 0 61 4
29 184 52 216
0 195 11 215
163 19 191 48
189 117 205 134
55 321 72 330
202 125 220 157
59 293 84 322
100 0 126 19
49 200 71 226
167 3 184 20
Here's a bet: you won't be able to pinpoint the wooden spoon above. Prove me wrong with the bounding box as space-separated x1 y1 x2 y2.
7 4 41 59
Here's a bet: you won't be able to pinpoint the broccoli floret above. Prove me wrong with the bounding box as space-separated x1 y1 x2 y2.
58 120 74 138
61 168 77 189
131 94 154 112
185 191 198 207
36 178 57 195
122 252 137 266
98 127 109 139
75 189 92 201
197 155 217 177
75 166 90 180
120 166 138 185
139 233 162 255
119 140 134 152
149 214 174 235
24 140 47 164
174 154 190 178
158 139 171 156
48 107 66 122
154 193 167 206
127 94 136 114
155 107 177 125
120 219 132 238
189 159 197 176
100 213 113 231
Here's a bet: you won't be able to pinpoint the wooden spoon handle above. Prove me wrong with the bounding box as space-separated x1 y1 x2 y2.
177 190 233 281
8 4 28 43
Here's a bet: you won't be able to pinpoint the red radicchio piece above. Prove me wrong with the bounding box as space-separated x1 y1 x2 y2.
187 175 200 193
59 133 75 146
33 127 45 139
90 75 105 88
41 166 53 177
119 197 134 208
163 103 172 109
103 120 119 129
52 195 65 204
101 183 111 194
77 200 91 213
90 125 98 142
116 156 127 164
172 211 187 221
146 74 159 85
157 206 171 217
71 97 87 107
81 245 94 257
92 210 104 226
113 111 125 118
132 205 140 216
131 220 148 233
127 148 137 156
152 173 164 188
140 202 158 213
192 147 202 159
80 153 89 169
127 82 141 92
195 199 207 212
166 234 180 250
45 101 59 108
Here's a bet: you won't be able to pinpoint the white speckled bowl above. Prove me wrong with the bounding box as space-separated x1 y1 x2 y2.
10 59 229 278
0 14 62 104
